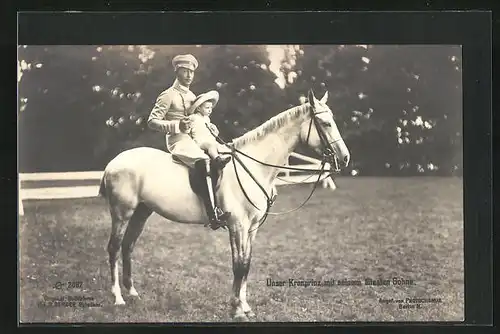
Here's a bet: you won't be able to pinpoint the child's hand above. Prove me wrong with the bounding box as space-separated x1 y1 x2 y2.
208 123 219 136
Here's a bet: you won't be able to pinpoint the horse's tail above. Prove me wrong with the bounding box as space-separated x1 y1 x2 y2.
98 174 107 198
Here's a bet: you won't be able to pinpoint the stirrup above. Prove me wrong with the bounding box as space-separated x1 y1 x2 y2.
215 207 231 221
205 218 228 231
204 208 231 230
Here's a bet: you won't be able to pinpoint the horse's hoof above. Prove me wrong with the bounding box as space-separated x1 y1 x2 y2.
245 310 256 318
114 299 126 306
128 287 139 297
233 314 249 322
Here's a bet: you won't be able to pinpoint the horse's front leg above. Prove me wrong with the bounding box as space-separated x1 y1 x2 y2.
228 219 258 321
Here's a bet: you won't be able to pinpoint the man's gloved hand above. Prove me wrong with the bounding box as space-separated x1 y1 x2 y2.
179 117 192 133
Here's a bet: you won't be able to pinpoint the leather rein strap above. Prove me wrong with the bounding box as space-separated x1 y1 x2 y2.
206 105 341 233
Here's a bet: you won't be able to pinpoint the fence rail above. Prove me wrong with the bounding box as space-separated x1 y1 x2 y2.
18 152 336 215
20 171 104 181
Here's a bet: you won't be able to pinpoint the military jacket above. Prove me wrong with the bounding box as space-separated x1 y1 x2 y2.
147 79 197 134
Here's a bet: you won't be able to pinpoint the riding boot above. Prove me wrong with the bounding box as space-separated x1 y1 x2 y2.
194 160 231 230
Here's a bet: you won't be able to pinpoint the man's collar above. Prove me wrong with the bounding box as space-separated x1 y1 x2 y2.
172 79 190 93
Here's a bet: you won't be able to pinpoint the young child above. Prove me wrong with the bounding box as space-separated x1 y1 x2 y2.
188 90 231 169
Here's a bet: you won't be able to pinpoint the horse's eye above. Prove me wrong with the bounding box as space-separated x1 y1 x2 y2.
322 122 332 128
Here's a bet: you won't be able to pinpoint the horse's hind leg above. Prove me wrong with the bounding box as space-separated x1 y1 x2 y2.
107 203 135 305
121 202 153 298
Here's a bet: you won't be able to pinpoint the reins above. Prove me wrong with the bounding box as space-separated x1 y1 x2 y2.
205 104 341 233
227 142 331 233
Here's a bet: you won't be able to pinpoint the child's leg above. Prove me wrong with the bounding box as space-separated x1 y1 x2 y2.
199 141 219 160
199 140 231 169
206 144 220 160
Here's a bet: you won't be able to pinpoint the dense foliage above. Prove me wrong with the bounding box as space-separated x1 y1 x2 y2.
18 45 462 176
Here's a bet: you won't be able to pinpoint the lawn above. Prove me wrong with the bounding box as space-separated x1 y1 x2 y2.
19 177 464 323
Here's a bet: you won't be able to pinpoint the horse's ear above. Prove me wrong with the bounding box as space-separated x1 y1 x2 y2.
308 90 316 107
320 91 329 104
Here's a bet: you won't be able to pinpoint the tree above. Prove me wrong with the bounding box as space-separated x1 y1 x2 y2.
18 44 462 176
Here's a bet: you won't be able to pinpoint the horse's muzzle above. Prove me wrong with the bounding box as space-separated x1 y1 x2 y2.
330 153 350 173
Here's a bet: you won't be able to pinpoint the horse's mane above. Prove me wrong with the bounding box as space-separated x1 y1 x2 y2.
232 104 310 149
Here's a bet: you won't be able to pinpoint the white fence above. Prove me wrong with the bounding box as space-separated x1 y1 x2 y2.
18 152 335 215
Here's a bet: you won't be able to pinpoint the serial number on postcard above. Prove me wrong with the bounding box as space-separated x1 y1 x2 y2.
53 281 83 290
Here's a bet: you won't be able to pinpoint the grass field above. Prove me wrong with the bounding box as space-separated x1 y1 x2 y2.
19 177 464 323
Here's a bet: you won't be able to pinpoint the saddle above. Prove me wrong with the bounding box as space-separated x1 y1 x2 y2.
172 155 224 198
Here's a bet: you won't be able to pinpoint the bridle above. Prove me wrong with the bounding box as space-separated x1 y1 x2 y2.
306 107 343 174
208 103 345 233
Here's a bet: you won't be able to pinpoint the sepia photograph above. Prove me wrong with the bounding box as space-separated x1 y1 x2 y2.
18 43 464 323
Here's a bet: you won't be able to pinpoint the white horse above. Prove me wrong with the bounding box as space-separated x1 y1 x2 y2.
99 90 350 321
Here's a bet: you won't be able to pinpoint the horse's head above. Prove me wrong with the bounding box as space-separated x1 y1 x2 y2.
300 90 351 171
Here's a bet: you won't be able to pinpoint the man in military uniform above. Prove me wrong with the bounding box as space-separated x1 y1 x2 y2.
147 54 230 230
